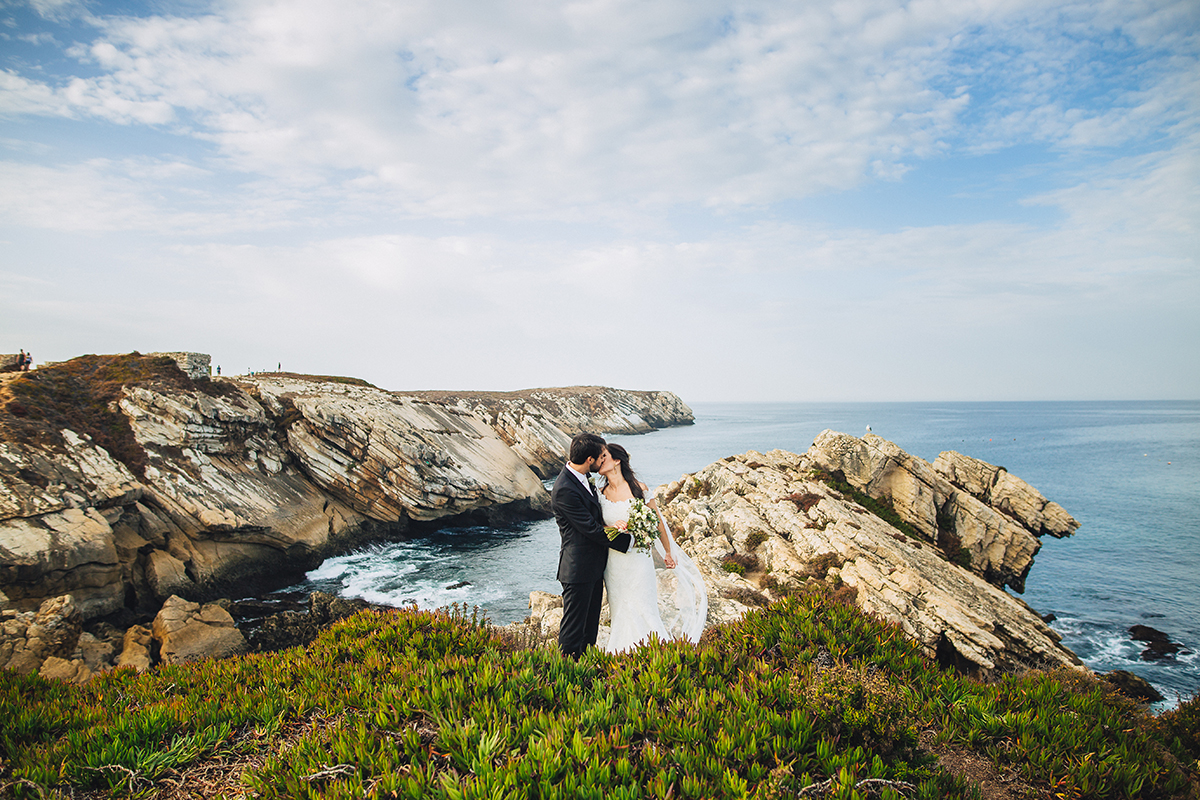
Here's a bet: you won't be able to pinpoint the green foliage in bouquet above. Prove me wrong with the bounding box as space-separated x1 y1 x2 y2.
604 498 660 552
1 596 1195 799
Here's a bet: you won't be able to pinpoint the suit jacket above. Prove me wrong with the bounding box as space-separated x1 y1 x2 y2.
552 465 630 583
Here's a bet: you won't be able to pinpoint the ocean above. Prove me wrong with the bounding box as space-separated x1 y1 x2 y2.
285 401 1200 710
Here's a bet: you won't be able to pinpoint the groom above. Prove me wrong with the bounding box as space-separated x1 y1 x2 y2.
552 432 630 658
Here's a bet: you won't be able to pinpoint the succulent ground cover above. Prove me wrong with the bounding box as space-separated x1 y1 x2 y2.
2 592 1197 799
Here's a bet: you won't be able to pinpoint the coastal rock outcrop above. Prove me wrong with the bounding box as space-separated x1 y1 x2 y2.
654 439 1081 675
248 376 549 523
806 431 1078 592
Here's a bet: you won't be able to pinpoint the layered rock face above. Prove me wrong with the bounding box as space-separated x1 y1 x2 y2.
806 432 1077 593
248 377 550 523
658 436 1080 676
1 358 692 678
508 432 1081 677
414 387 694 477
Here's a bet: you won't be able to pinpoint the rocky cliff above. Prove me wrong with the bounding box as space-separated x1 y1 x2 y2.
513 432 1082 679
410 386 694 478
0 354 693 679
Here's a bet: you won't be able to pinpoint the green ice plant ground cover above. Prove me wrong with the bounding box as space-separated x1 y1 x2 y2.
2 592 1197 799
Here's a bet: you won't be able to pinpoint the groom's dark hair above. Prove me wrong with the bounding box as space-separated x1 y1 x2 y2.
569 432 606 464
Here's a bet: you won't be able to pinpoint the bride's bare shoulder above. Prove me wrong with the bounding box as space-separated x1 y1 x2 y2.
638 481 649 492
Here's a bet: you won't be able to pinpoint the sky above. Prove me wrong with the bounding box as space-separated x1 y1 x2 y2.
1 0 1197 402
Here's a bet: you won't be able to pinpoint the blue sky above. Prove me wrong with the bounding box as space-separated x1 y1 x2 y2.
1 0 1197 401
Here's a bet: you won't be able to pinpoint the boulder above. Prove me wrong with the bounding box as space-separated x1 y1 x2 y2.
76 630 116 672
117 624 153 671
529 590 562 619
246 591 369 652
146 550 194 601
539 607 564 640
39 655 92 683
152 595 246 665
0 594 83 675
1103 670 1164 703
527 591 565 640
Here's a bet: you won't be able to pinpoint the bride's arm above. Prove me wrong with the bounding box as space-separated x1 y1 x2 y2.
644 488 677 569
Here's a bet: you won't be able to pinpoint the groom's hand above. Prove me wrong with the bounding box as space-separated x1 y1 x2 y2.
609 532 632 553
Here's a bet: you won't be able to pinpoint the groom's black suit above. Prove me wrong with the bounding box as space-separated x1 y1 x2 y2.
552 464 629 658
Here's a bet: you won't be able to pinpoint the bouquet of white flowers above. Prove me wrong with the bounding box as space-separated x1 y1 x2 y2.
606 498 660 553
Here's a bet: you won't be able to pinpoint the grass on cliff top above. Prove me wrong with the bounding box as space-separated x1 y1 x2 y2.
0 353 240 479
3 591 1197 800
245 372 377 389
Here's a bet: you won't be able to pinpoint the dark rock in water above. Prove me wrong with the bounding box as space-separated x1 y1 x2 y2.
446 581 472 590
219 597 309 628
1041 612 1057 624
247 591 371 652
1129 624 1182 661
1130 624 1171 642
1103 670 1164 703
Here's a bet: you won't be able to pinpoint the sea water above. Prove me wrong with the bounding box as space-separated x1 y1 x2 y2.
285 401 1200 709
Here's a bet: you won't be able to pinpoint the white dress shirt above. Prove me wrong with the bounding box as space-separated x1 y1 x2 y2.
567 464 594 495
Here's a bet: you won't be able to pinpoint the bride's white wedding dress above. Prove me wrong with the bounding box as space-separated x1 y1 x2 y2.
599 492 708 653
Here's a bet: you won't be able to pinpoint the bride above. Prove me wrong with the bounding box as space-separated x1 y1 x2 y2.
596 443 707 653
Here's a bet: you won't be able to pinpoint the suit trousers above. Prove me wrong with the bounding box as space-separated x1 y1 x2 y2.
559 579 605 659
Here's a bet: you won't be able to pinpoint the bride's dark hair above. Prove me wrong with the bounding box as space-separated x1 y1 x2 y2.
604 443 644 500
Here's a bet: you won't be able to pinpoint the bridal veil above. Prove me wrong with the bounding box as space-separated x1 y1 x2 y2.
651 505 708 643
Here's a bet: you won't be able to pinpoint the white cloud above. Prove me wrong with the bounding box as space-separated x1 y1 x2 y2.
0 69 73 117
27 0 82 21
0 0 1056 216
2 0 1191 223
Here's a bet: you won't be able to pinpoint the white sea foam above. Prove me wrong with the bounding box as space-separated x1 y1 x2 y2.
294 537 517 620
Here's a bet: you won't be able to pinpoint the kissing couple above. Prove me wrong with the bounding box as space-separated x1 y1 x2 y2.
551 432 707 658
